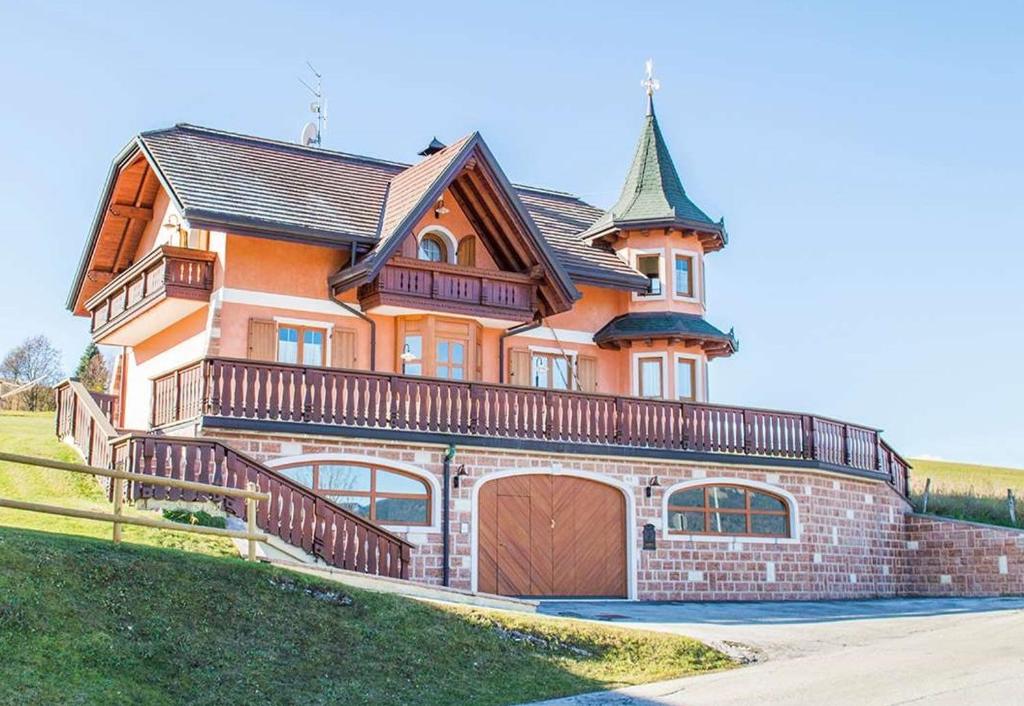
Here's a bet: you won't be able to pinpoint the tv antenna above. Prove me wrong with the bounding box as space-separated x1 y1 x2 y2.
298 61 326 147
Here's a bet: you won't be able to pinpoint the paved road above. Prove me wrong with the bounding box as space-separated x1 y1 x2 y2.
527 598 1024 705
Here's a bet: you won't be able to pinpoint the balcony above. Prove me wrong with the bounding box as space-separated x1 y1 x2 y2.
151 357 911 497
357 257 538 322
86 246 216 344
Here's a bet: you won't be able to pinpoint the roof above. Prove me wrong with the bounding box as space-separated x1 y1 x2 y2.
593 311 738 356
581 105 726 247
138 124 647 289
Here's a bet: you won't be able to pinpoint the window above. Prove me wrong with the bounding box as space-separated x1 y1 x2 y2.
401 334 424 375
397 316 480 379
418 233 448 263
277 462 431 526
675 357 696 401
667 484 790 537
674 254 694 297
436 337 466 380
531 352 574 390
636 254 662 296
277 325 326 366
637 356 664 398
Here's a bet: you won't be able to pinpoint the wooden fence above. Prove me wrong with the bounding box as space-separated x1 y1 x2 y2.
164 357 911 496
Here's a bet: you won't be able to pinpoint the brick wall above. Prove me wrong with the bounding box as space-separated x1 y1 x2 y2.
209 428 924 600
903 514 1024 597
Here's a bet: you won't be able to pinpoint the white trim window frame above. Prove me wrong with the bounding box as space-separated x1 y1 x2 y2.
631 248 667 302
670 247 702 304
673 352 705 402
272 316 333 366
416 225 458 265
631 351 668 399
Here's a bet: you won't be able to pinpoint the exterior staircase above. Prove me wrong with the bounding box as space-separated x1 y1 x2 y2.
54 379 414 580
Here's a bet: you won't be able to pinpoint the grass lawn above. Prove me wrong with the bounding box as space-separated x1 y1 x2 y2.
0 411 732 705
908 457 1024 530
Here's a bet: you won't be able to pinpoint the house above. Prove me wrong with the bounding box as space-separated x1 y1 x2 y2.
61 80 1013 602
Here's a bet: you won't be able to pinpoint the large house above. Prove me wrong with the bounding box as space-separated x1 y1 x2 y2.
55 80 1020 601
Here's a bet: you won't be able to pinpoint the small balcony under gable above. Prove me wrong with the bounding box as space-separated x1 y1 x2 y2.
357 256 539 323
86 245 216 344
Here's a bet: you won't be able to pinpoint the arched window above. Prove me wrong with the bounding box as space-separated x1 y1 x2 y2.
666 483 790 537
276 461 432 526
418 232 448 263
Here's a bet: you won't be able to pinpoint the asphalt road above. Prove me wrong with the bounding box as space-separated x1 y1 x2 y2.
526 598 1024 706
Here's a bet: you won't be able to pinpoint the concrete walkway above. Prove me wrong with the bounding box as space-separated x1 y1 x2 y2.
526 598 1024 705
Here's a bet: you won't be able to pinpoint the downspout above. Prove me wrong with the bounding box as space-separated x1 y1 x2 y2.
329 244 376 370
498 316 542 384
442 443 456 587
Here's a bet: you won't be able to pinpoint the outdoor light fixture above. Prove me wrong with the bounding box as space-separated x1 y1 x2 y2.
434 197 450 218
452 464 468 488
645 476 661 498
400 343 416 373
161 214 187 244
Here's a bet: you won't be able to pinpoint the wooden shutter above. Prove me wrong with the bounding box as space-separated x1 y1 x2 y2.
332 327 357 369
509 348 531 386
457 236 477 267
247 318 277 361
577 355 598 393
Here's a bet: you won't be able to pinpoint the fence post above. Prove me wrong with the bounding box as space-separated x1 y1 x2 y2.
246 482 258 562
922 478 931 513
112 476 125 544
842 424 852 466
1008 489 1017 526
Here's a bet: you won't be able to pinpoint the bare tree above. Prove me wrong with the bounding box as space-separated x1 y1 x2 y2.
1 335 63 411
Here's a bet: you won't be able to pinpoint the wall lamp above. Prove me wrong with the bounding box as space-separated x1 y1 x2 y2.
452 464 468 488
645 476 661 498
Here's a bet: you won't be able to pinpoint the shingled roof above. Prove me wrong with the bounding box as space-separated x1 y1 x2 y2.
580 104 727 251
131 124 647 290
593 311 738 358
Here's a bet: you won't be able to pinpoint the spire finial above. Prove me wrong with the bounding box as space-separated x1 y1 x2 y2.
641 58 660 116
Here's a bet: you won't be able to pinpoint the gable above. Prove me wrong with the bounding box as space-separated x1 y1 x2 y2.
330 133 580 317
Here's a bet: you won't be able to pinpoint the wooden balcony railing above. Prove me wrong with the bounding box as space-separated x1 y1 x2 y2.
357 257 538 321
55 379 414 579
150 357 912 497
86 246 216 338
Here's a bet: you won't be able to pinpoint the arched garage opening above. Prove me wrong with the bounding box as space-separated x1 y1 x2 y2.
472 470 634 599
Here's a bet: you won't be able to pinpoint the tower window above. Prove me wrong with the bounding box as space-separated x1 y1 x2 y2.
636 254 663 296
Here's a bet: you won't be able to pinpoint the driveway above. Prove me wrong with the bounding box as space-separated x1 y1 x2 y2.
528 598 1024 705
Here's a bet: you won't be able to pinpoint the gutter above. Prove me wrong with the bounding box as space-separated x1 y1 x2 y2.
442 444 456 587
328 288 376 372
498 317 542 383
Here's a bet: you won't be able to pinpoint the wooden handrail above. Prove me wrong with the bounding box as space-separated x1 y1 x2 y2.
0 452 270 501
188 355 911 498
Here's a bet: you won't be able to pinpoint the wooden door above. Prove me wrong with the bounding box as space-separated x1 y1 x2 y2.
478 475 627 598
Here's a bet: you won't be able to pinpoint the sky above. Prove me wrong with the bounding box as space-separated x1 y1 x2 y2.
0 1 1021 466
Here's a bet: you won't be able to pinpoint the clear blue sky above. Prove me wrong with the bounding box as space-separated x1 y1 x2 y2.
1 1 1021 466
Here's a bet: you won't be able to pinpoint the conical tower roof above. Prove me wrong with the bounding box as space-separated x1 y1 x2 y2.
581 102 726 249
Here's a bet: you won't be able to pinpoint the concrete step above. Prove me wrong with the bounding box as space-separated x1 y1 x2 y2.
269 559 538 613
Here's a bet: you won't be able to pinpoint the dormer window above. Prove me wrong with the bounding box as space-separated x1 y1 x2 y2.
418 233 448 262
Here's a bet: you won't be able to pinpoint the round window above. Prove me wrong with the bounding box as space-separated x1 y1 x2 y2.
418 234 447 262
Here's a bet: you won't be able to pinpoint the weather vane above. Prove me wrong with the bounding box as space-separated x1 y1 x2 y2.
641 58 660 115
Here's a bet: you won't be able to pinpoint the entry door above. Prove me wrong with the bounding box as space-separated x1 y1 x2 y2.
478 475 627 598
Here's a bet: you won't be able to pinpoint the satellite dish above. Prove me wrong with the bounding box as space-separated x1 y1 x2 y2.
300 121 319 147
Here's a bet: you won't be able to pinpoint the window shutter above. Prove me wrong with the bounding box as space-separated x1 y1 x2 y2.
247 318 277 362
577 355 598 393
509 348 531 386
457 236 477 267
332 327 357 369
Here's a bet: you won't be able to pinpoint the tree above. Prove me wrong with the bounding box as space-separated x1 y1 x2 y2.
75 342 111 392
1 335 63 411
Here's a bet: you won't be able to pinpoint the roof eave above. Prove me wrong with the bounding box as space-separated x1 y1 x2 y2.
65 138 144 312
581 215 725 242
184 209 378 250
564 264 650 292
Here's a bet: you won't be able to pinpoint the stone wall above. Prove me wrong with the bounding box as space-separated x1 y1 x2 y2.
207 428 917 600
903 514 1024 597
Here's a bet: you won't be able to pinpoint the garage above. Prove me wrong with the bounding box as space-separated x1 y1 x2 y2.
477 474 628 598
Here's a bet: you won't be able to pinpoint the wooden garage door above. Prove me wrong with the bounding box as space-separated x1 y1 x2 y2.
478 475 627 598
